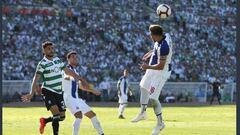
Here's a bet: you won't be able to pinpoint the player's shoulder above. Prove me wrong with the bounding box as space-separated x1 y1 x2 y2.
119 76 124 81
38 58 47 65
164 33 172 41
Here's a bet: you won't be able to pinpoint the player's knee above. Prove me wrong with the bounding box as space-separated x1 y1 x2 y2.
74 111 83 119
85 111 96 118
52 114 61 122
150 98 157 106
92 111 96 117
60 115 65 121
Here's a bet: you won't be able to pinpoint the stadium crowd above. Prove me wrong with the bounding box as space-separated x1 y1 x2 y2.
3 0 236 88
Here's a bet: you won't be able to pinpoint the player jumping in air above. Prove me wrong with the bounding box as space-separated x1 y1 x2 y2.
62 51 104 135
131 25 172 135
22 41 89 135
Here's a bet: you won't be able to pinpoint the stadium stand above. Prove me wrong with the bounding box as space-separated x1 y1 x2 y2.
2 0 236 88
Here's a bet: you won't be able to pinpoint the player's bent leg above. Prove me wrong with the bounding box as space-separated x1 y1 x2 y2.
72 111 82 135
39 105 61 134
85 111 104 135
150 98 165 135
131 87 148 123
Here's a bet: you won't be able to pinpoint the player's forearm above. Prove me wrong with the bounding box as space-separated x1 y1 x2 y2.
30 75 38 95
65 68 82 82
145 64 164 70
79 86 94 93
143 50 153 59
147 50 153 55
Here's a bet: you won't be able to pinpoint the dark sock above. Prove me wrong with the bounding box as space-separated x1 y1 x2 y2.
52 120 59 135
52 114 60 135
44 116 53 124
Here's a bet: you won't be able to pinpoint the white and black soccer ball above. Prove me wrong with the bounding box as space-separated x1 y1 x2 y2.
156 4 171 19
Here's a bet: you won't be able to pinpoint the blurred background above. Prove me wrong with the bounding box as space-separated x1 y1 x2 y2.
2 0 236 104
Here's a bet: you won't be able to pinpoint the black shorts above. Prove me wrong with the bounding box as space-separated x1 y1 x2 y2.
41 88 66 112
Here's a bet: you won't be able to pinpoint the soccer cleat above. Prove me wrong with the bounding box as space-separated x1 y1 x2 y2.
131 112 147 123
118 115 125 119
151 122 165 135
39 117 46 134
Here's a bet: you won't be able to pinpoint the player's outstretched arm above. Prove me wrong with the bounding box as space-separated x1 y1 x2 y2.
63 67 89 89
79 85 101 96
142 50 153 61
21 73 40 102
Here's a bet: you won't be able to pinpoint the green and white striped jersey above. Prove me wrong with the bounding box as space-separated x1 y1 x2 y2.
36 57 66 94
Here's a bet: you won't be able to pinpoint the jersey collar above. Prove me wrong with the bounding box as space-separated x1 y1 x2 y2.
43 56 53 62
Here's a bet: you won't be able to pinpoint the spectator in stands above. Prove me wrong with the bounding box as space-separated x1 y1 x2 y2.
2 0 236 86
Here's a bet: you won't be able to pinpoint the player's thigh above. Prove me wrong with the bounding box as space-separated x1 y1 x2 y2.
42 89 60 114
79 99 92 114
149 77 167 100
55 93 66 112
64 98 81 115
140 71 152 90
49 105 61 115
65 98 91 115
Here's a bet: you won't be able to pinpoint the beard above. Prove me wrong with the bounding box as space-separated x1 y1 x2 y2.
46 53 54 58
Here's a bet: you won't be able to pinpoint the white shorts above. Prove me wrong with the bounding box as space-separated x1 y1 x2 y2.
64 94 91 115
118 94 128 104
140 69 171 100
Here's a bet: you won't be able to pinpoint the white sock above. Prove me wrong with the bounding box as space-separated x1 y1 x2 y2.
91 116 104 135
140 87 149 114
119 104 127 116
73 118 81 135
150 99 163 124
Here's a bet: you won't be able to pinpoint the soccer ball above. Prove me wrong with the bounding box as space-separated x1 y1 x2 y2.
156 4 171 19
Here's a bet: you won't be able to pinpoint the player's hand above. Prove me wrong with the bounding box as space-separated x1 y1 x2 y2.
92 90 101 96
129 91 133 96
21 93 33 102
139 63 149 70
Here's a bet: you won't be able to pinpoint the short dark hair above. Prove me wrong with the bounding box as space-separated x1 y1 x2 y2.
67 51 77 59
42 41 53 49
149 25 163 36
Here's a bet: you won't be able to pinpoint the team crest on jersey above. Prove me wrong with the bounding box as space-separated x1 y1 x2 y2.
53 67 60 73
50 67 61 73
150 86 155 94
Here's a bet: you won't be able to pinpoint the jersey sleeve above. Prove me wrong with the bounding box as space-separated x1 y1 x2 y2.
61 63 67 70
160 41 169 56
36 63 44 75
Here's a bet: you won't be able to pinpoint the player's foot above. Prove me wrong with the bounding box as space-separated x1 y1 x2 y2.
151 122 165 135
118 115 125 119
39 117 46 134
131 112 147 123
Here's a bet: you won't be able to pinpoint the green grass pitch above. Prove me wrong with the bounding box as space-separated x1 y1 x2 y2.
3 105 235 135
